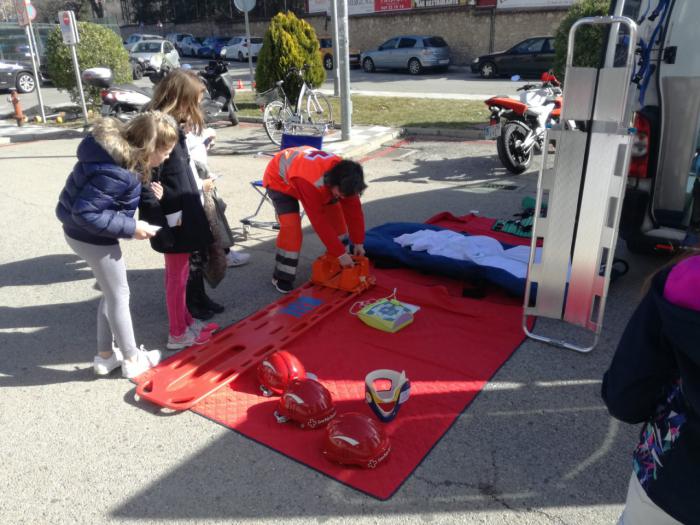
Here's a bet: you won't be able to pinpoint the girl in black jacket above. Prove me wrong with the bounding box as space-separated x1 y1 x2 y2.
603 255 700 524
139 69 219 350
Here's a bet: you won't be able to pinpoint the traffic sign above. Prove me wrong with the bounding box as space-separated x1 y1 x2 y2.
14 0 31 26
58 10 80 45
234 0 256 13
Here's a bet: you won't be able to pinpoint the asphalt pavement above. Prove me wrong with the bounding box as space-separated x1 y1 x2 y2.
0 121 665 524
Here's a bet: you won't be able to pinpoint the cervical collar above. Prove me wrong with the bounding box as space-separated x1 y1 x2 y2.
365 369 411 423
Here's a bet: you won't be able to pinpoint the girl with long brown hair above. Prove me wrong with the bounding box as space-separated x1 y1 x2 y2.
139 69 219 350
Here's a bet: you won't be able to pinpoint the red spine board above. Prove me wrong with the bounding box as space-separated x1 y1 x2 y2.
135 282 365 410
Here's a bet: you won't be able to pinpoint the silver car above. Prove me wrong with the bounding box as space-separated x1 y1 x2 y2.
130 40 180 76
361 35 450 75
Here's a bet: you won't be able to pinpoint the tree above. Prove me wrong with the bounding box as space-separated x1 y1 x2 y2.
46 21 130 106
34 0 105 22
553 0 611 80
255 11 325 102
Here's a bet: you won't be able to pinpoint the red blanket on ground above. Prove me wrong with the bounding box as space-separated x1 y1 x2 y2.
153 267 527 499
426 211 532 246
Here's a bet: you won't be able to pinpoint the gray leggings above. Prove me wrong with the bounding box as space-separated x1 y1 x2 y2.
65 234 139 359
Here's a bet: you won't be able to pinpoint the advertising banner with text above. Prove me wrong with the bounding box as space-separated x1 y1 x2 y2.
308 0 414 14
496 0 575 8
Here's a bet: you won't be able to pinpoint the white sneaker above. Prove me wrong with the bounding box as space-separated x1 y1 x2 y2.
121 346 161 379
93 352 122 376
226 250 250 267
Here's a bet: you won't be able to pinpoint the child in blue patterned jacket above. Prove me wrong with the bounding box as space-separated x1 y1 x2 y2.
603 254 700 525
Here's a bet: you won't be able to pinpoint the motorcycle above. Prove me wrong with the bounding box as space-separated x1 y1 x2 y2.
484 72 563 174
198 60 239 126
82 67 151 121
81 65 239 126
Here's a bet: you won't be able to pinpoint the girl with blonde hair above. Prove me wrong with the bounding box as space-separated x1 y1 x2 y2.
56 112 179 378
139 69 220 350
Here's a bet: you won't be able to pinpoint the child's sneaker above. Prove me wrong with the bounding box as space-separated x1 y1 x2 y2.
226 250 250 267
93 352 122 376
121 346 161 379
190 319 219 335
166 327 210 350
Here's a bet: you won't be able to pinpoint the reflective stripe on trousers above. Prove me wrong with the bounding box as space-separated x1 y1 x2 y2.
274 213 302 282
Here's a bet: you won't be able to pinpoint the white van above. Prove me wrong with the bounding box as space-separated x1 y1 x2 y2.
616 0 700 253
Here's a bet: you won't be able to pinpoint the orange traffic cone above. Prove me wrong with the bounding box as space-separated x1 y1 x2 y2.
237 79 243 89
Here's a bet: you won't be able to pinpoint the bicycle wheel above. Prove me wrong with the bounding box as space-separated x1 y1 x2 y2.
304 90 333 129
263 100 292 146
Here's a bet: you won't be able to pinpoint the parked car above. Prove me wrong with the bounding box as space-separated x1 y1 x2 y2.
0 60 39 93
123 33 163 53
179 36 203 57
471 36 555 79
198 36 231 59
361 35 450 75
318 36 360 70
221 36 263 62
129 56 144 80
129 40 180 77
165 32 193 53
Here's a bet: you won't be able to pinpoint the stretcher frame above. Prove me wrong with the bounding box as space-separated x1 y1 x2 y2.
522 16 638 353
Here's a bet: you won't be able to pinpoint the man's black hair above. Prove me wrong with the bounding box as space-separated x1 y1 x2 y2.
323 160 367 197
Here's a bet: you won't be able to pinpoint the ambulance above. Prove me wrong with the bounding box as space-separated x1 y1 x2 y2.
616 0 700 252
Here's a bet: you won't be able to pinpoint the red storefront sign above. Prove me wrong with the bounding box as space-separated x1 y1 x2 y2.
374 0 412 11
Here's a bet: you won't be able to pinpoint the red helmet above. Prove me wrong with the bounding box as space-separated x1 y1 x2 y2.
275 378 336 429
257 351 306 397
323 412 391 469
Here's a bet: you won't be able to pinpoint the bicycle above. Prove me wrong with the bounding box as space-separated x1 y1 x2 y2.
257 64 334 146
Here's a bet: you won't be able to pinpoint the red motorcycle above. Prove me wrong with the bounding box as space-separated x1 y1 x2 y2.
484 72 563 174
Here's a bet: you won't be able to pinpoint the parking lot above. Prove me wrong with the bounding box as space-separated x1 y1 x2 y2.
0 58 519 120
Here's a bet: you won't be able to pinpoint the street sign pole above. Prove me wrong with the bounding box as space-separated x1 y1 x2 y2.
16 0 46 122
233 0 256 89
330 0 340 97
70 44 89 126
244 10 254 88
59 11 89 126
24 22 46 123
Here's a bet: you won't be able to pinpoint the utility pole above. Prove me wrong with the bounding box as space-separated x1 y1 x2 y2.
336 0 351 139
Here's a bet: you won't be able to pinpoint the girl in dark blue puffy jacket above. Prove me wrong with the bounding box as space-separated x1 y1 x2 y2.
603 254 700 524
56 113 178 379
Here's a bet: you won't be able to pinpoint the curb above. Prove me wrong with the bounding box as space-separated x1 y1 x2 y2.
0 127 86 145
237 116 485 143
335 128 404 161
402 126 485 140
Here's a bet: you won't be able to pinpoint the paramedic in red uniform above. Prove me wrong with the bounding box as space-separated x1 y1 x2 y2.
262 146 368 293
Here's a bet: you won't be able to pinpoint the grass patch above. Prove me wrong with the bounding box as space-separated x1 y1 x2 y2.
236 92 488 129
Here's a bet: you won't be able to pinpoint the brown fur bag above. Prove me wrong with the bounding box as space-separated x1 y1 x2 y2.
195 161 234 288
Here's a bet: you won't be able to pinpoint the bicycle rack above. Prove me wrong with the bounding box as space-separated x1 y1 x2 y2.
522 16 638 353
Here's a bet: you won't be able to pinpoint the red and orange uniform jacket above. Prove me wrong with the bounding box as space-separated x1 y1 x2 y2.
263 146 365 257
